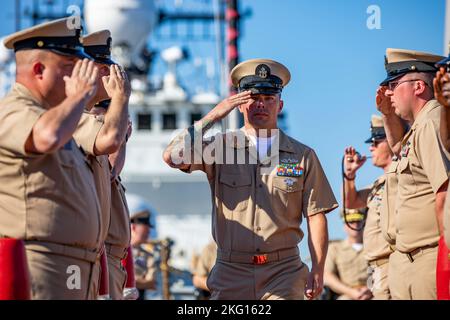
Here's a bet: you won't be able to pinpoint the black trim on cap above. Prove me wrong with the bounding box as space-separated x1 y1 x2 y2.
238 75 283 95
14 34 80 50
364 127 386 143
380 60 438 86
48 47 92 60
131 216 154 228
13 32 92 60
84 38 115 65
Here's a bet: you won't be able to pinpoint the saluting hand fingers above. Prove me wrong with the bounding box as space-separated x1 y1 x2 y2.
89 66 99 84
79 58 89 78
85 60 95 78
109 65 117 81
71 59 82 78
114 65 123 79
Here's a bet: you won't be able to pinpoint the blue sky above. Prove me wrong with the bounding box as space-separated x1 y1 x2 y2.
0 0 446 244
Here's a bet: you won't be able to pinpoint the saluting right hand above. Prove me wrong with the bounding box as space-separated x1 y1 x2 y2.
344 146 366 179
102 64 131 100
64 58 99 102
375 86 394 116
210 90 253 121
434 67 450 108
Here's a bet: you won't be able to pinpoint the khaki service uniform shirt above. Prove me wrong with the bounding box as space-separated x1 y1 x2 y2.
194 242 217 277
73 112 111 243
325 239 368 288
0 83 101 250
395 100 450 253
186 129 338 254
106 177 131 252
380 158 399 246
362 175 393 262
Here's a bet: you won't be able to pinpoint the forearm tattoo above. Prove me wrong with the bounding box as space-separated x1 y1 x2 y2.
165 118 216 165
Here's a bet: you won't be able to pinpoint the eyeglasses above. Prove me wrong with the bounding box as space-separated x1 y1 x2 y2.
371 139 385 147
387 79 429 91
131 217 151 226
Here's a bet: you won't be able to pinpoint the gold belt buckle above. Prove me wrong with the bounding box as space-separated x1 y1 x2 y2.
252 254 268 265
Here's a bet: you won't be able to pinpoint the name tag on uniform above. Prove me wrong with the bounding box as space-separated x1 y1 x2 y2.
276 163 303 177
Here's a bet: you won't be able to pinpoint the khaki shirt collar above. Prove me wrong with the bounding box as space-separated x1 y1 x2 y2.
374 174 386 188
401 99 440 145
411 99 440 130
13 82 47 109
230 127 295 154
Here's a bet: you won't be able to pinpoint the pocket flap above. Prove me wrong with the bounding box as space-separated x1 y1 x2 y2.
219 173 251 187
386 160 399 174
272 176 303 192
398 157 409 173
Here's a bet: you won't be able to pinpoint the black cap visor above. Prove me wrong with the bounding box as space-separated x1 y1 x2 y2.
48 47 93 60
84 44 116 65
380 60 438 86
238 75 283 95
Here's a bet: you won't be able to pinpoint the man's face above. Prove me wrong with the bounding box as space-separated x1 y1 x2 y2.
344 221 364 238
384 74 419 122
369 138 392 168
131 223 150 244
238 93 283 130
40 52 78 107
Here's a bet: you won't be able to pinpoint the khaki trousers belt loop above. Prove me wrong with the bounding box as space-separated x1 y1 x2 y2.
25 241 101 263
369 256 390 267
402 244 438 263
105 243 128 260
217 247 299 265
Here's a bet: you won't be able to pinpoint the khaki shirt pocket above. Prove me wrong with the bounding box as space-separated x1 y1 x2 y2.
57 144 90 194
397 156 417 195
271 176 304 219
219 173 252 214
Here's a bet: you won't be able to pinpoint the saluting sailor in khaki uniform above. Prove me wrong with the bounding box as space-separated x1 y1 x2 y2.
376 48 449 300
433 59 450 248
0 18 101 299
342 115 394 299
74 30 130 242
164 59 338 300
78 30 132 300
324 209 372 300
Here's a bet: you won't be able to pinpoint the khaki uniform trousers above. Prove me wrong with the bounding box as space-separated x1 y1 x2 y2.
207 254 309 300
388 247 437 300
26 247 100 300
369 259 390 300
107 253 127 300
